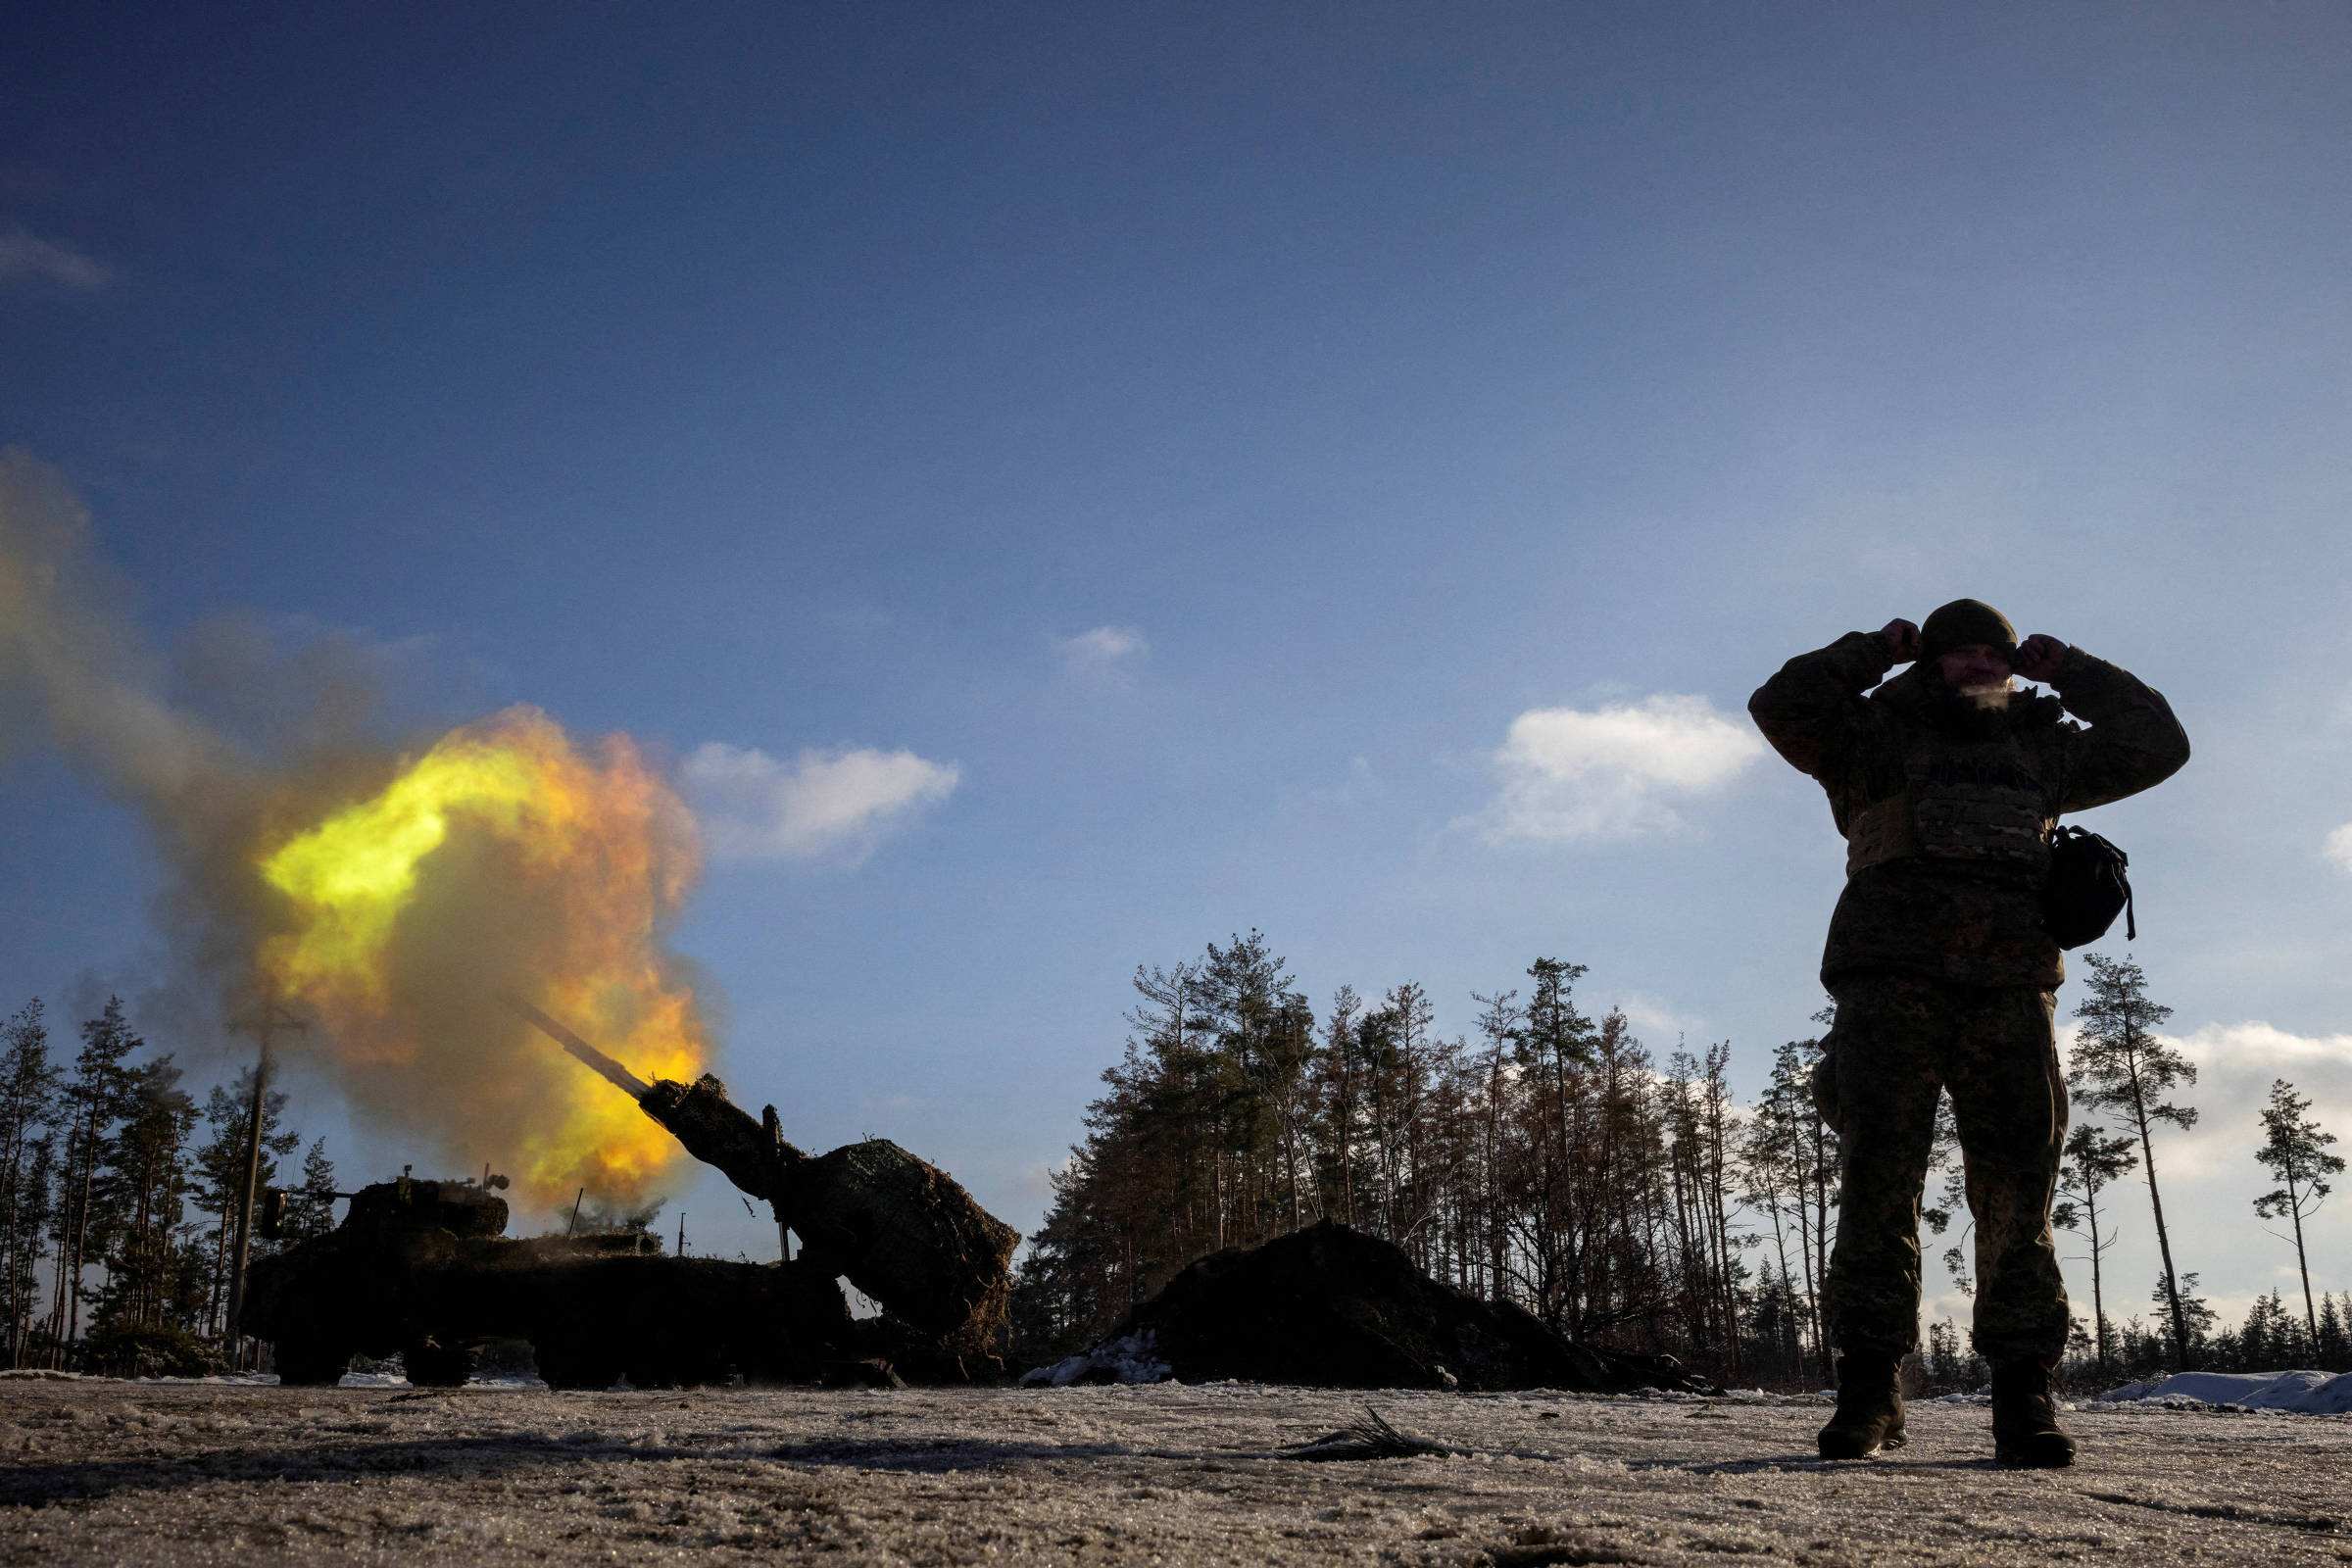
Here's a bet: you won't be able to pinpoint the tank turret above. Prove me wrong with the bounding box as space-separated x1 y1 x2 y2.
343 1169 511 1239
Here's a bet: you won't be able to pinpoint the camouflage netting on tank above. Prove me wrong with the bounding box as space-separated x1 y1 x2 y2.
637 1074 793 1198
791 1139 1020 1350
633 1072 1018 1351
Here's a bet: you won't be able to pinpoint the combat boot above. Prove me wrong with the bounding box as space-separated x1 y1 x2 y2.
1989 1361 2077 1468
1817 1349 1906 1459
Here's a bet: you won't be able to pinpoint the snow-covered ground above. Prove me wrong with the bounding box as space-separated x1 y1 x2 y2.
3 1377 2348 1565
2094 1370 2352 1415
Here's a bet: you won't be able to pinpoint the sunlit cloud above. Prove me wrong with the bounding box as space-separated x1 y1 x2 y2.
0 224 111 289
1463 693 1766 844
1613 993 1708 1044
2148 1020 2352 1182
2322 823 2352 874
1055 625 1148 679
680 743 958 865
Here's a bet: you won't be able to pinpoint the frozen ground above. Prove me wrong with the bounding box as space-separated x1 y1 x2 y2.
4 1376 2349 1566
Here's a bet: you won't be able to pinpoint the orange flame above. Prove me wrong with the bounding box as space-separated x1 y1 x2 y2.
255 706 707 1212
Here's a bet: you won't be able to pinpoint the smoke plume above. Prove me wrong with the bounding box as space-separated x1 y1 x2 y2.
0 449 711 1213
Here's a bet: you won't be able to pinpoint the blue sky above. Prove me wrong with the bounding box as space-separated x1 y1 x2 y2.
4 4 2349 1334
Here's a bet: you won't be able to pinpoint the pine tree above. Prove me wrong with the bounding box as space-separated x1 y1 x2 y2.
2053 1121 2137 1377
1509 957 1596 1333
1469 988 1521 1307
1743 1039 1837 1383
2234 1291 2284 1372
50 998 139 1361
2317 1294 2349 1373
190 1068 300 1335
0 999 62 1365
1693 1042 1743 1381
1193 931 1310 1252
2069 955 2200 1368
2153 1271 2215 1368
2251 1078 2343 1347
1313 986 1366 1231
7 1133 57 1363
87 1055 197 1334
290 1138 340 1240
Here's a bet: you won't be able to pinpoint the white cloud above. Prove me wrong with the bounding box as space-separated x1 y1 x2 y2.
1055 625 1148 678
1464 693 1767 843
2044 1019 2352 1340
2154 1020 2352 1181
679 743 958 864
1614 993 1706 1043
2323 823 2352 873
0 224 111 289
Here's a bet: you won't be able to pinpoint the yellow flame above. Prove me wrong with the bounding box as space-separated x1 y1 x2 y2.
262 742 536 1008
256 707 707 1212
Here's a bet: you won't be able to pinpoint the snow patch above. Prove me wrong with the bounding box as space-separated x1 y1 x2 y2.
1019 1331 1174 1388
2094 1369 2352 1415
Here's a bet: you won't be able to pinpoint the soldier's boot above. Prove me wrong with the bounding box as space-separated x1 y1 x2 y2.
1989 1361 2077 1468
1817 1349 1907 1459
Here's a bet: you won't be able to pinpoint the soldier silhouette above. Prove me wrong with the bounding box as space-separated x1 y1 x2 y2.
1750 599 2188 1465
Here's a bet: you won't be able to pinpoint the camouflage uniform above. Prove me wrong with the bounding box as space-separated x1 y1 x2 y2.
1750 631 2188 1366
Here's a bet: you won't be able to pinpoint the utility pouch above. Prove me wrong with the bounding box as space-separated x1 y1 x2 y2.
2044 822 2134 949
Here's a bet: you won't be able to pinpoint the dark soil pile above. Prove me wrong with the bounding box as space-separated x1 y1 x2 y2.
1034 1220 1716 1393
792 1139 1021 1352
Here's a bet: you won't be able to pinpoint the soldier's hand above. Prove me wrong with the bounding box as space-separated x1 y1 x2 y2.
1880 618 1921 663
2013 634 2068 682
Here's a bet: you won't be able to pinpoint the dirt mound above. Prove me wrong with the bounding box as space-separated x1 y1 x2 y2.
1025 1220 1716 1393
791 1139 1021 1351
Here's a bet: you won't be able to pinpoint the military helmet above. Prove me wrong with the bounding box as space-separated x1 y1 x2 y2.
1919 598 2017 662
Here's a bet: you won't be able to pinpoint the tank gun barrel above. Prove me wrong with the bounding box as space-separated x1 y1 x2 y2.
503 994 652 1099
505 993 793 1201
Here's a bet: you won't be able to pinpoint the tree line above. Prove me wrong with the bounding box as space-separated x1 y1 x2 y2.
1009 938 2345 1388
0 996 340 1374
2056 954 2344 1380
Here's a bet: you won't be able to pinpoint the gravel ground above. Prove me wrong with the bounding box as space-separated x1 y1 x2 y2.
5 1377 2349 1566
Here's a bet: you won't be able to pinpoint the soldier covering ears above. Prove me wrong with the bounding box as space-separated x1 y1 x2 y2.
1750 599 2189 1466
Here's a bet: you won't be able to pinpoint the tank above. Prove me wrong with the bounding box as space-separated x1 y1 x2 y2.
244 1004 1023 1389
241 1174 856 1389
509 999 1020 1355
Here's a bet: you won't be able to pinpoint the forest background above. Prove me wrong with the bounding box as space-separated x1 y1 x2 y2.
5 9 2352 1382
4 938 2344 1387
1007 935 2348 1392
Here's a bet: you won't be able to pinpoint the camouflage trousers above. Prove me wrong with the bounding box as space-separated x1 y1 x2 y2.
1818 973 2071 1367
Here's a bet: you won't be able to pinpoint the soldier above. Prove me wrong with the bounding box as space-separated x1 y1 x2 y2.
1749 599 2188 1466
